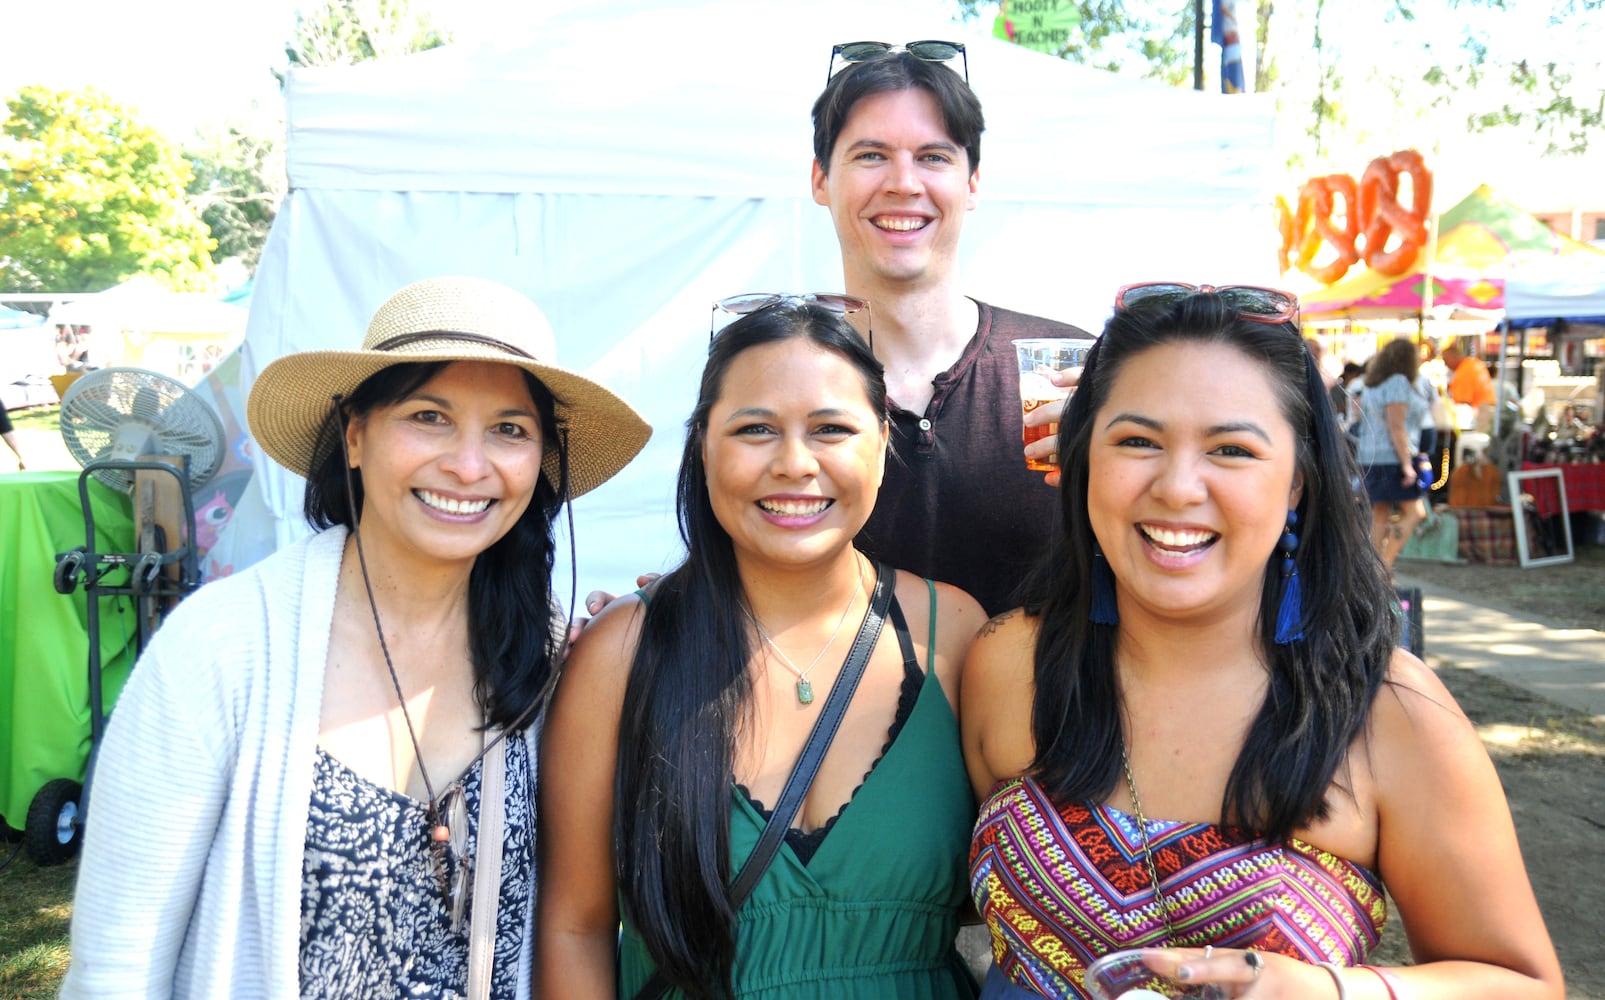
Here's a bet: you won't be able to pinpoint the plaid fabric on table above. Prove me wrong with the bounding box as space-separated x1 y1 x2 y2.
1519 463 1605 518
1452 506 1525 565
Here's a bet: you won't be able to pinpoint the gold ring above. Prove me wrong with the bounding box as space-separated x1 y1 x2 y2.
1244 950 1264 980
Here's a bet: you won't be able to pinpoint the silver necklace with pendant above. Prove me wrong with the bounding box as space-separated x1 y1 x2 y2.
744 556 865 705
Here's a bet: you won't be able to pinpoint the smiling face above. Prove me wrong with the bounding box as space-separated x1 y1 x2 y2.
701 338 888 572
1087 341 1303 631
344 361 544 572
810 87 979 291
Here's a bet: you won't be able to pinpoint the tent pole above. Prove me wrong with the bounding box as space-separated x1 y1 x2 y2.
1194 0 1205 91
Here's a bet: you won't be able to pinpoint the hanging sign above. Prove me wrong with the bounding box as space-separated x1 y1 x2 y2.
994 0 1081 54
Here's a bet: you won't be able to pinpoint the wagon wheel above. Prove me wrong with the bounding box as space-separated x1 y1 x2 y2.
23 779 84 866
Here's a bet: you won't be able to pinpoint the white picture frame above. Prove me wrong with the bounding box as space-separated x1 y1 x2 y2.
1508 469 1574 568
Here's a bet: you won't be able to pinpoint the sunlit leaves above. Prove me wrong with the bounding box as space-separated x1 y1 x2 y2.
0 86 214 293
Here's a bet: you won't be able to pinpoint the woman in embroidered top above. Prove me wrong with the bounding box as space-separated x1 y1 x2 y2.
62 277 649 999
963 285 1563 1000
540 298 987 999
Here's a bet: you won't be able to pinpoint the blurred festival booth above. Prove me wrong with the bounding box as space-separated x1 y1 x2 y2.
47 277 248 382
234 0 1279 595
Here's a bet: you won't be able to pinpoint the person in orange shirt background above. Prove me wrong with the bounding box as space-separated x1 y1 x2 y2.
1442 341 1497 409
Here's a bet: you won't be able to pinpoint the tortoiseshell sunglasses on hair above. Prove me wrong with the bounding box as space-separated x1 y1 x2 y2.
710 293 871 348
826 40 968 85
1114 282 1301 327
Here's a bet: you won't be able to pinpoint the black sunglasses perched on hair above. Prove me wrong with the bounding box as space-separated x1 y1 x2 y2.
1114 282 1301 327
826 40 968 85
710 292 872 348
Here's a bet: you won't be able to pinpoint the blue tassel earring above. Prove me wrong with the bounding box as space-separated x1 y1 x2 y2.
1274 510 1304 644
1090 544 1119 625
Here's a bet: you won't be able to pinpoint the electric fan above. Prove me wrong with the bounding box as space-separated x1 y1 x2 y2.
59 366 226 493
26 367 227 865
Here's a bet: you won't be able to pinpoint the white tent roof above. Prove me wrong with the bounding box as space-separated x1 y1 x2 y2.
1505 252 1605 328
236 0 1279 596
48 277 248 335
286 1 1270 207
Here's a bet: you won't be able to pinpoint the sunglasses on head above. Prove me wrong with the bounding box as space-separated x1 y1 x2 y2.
710 292 872 348
1114 282 1301 327
826 40 968 85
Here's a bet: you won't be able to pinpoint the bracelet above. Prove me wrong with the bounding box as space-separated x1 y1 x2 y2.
1316 962 1348 1000
1358 964 1404 1000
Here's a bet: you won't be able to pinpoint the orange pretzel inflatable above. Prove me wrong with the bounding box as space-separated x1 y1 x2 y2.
1358 150 1432 276
1276 150 1433 284
1293 174 1360 285
1275 195 1297 274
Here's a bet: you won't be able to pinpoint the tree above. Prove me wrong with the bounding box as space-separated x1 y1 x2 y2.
185 113 285 272
278 0 449 78
1409 0 1605 155
957 0 1603 157
956 1 1198 86
0 86 215 293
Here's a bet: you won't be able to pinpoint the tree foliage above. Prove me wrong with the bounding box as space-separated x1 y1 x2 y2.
184 116 284 271
278 0 449 78
0 86 214 293
1409 0 1605 155
955 1 1198 86
956 0 1603 157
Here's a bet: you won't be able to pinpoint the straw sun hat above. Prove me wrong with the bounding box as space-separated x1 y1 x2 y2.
248 276 651 499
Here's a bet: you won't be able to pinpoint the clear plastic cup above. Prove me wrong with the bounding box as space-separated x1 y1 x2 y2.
1084 949 1228 1000
1015 337 1095 471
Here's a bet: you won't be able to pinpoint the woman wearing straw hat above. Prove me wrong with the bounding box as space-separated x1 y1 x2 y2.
62 276 650 999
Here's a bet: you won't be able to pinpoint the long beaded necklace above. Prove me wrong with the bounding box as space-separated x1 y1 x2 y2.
743 555 866 705
336 425 518 850
1120 745 1182 945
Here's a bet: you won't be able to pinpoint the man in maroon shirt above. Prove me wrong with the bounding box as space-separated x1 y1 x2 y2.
581 47 1087 623
810 46 1090 615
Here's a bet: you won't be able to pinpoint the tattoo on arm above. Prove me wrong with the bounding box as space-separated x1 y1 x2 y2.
979 610 1016 637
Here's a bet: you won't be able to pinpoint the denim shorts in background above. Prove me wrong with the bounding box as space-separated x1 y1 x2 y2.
1362 462 1423 504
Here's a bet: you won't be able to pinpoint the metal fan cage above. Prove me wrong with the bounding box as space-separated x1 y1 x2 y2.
59 367 226 493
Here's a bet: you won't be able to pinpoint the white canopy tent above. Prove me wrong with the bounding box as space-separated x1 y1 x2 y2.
234 0 1279 597
1504 252 1605 328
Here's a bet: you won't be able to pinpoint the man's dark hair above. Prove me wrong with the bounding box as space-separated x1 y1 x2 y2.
811 50 984 173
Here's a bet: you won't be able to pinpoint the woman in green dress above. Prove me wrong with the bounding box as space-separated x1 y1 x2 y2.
539 299 986 999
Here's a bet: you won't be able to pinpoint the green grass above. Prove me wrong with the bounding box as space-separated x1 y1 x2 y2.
6 403 60 433
0 849 76 999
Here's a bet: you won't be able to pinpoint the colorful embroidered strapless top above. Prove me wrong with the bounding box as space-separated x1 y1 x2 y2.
970 776 1387 999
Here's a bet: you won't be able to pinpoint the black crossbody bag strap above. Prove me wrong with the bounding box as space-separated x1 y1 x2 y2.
633 561 894 1000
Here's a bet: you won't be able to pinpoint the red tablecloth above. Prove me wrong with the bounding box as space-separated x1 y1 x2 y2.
1519 463 1605 517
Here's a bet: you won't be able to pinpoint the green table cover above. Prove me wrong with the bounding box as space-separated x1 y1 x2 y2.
0 470 138 829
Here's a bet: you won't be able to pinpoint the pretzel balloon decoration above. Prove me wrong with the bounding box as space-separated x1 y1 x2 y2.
1276 149 1433 284
1293 174 1360 285
1275 195 1297 275
1358 150 1432 276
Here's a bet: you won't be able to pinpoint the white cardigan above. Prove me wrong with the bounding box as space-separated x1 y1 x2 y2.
61 527 538 998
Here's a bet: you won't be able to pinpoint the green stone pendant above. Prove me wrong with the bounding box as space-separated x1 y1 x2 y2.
796 678 815 705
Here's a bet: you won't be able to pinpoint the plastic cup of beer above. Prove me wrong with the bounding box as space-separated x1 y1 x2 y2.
1015 337 1095 471
1085 949 1227 1000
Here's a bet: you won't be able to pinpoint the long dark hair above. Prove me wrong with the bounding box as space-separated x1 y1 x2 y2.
614 303 887 999
1023 293 1398 843
304 360 567 731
